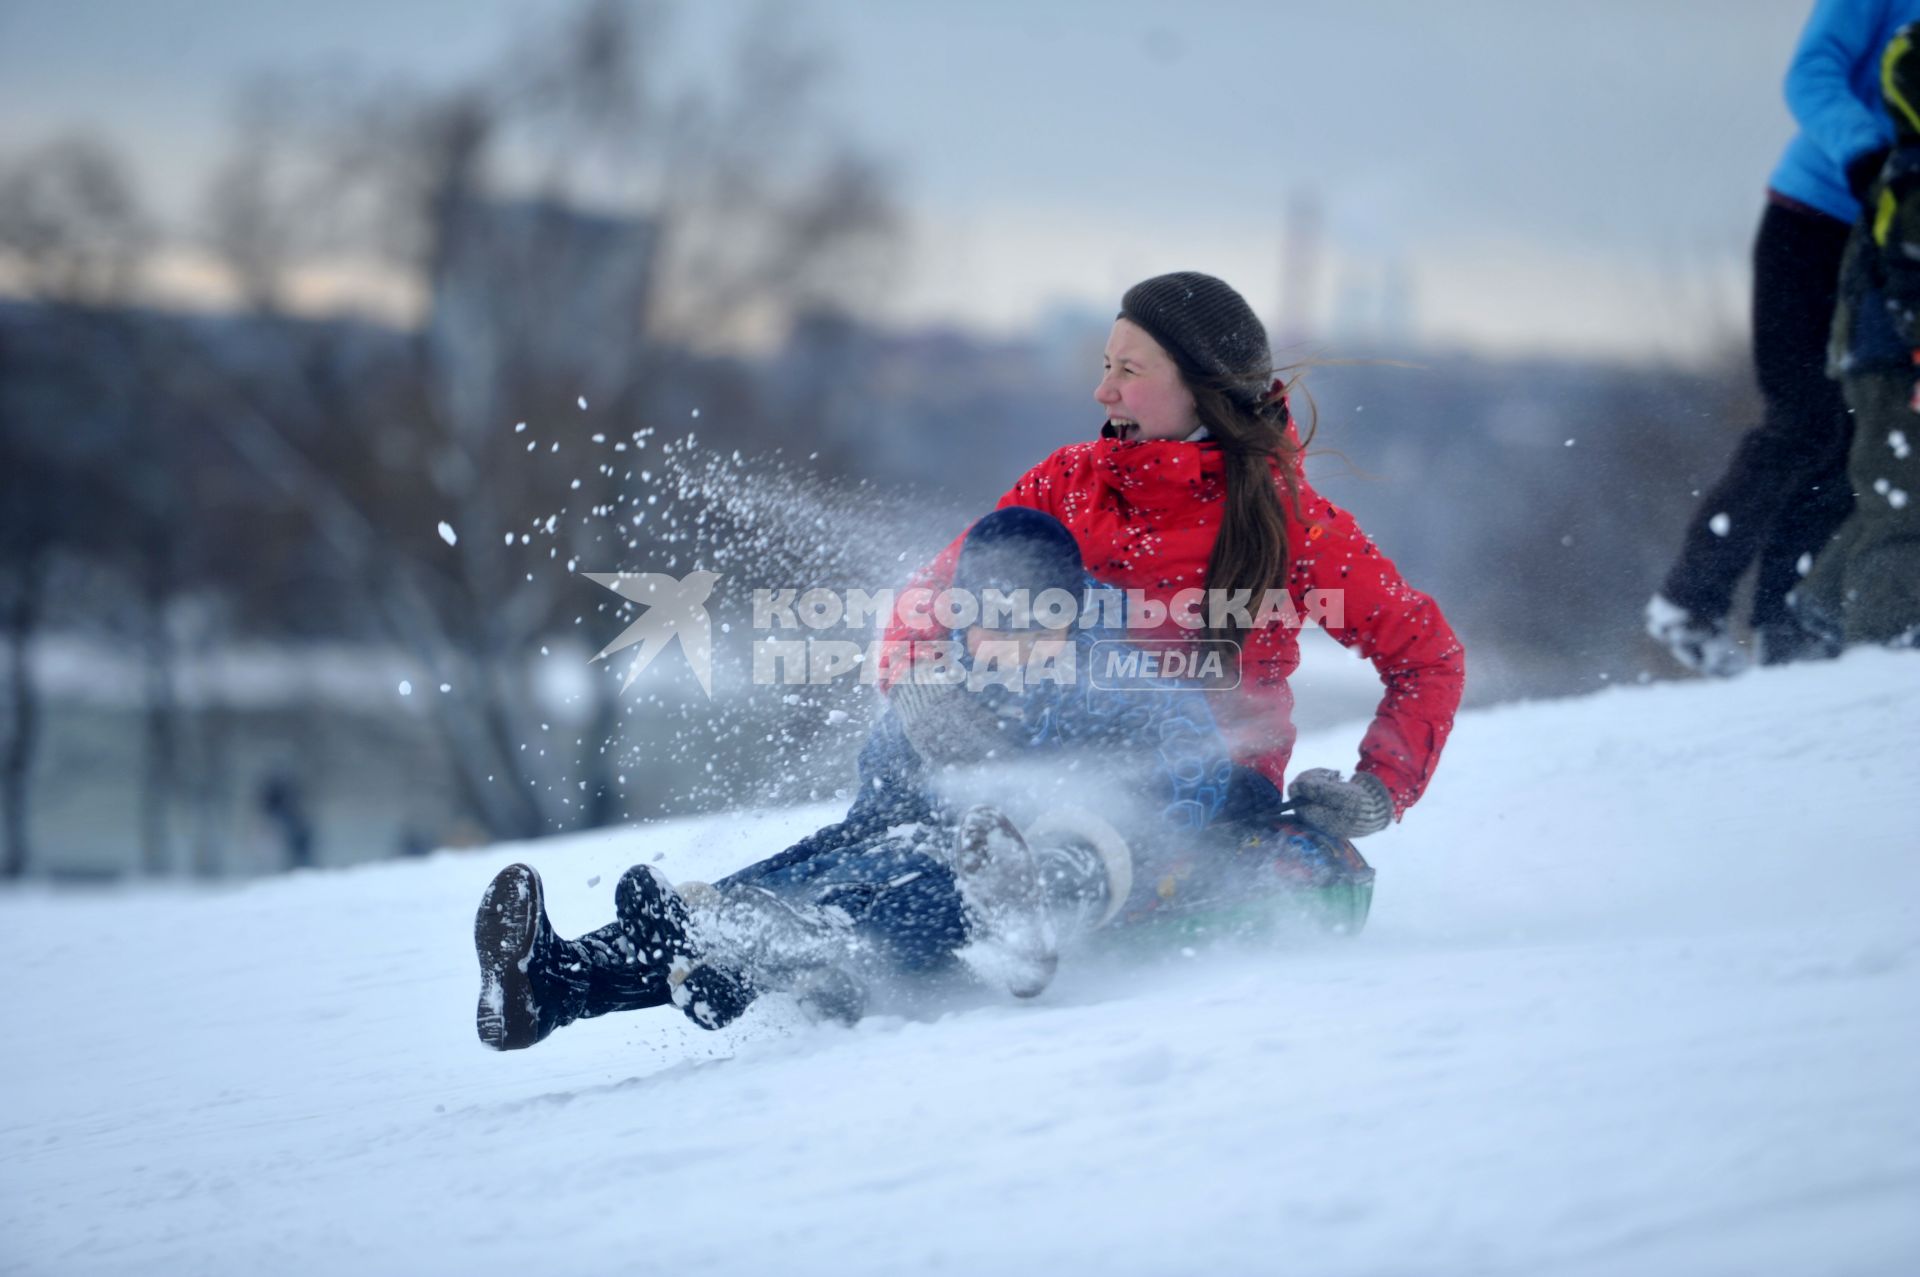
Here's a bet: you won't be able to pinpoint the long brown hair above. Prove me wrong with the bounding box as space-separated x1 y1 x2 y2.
1186 367 1316 643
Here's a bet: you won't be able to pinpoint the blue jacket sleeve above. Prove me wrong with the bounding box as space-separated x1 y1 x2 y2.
1786 0 1898 167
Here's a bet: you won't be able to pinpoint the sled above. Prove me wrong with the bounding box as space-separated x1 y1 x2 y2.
1091 818 1376 954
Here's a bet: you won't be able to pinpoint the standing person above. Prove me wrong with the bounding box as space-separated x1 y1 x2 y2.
1794 21 1920 648
1648 0 1920 674
883 271 1465 831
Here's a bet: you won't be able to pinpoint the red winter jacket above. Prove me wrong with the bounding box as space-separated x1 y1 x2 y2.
881 435 1465 818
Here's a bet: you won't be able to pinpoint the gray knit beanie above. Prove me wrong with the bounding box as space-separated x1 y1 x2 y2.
1118 272 1273 405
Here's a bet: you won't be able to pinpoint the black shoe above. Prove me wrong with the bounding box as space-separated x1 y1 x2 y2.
1755 618 1841 666
616 865 759 1031
474 863 584 1051
1645 594 1747 676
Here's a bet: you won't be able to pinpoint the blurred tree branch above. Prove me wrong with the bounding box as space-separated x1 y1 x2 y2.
187 0 899 842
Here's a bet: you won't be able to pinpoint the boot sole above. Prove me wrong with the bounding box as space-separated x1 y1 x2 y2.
475 863 544 1051
953 807 1058 999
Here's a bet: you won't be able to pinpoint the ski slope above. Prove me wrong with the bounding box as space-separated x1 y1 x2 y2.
3 652 1917 1276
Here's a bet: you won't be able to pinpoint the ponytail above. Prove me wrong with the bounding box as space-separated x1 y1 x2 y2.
1190 370 1314 645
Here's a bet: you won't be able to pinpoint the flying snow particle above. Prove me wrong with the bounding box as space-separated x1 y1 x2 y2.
1890 487 1910 509
437 521 458 546
439 683 452 693
1891 430 1912 460
1797 553 1814 577
691 408 701 418
514 422 527 433
826 709 849 725
577 396 589 409
398 681 413 696
504 532 515 546
1708 513 1731 537
1564 438 1576 447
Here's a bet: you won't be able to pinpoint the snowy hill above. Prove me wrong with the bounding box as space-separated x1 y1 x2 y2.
3 652 1917 1276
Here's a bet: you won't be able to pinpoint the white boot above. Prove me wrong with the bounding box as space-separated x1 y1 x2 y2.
1645 594 1749 677
1025 806 1133 940
949 805 1058 999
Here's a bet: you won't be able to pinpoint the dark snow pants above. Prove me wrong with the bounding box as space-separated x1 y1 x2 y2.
712 767 1348 978
1793 369 1920 644
717 811 971 976
1661 199 1856 628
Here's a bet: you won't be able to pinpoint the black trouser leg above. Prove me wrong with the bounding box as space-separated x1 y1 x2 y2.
568 922 673 1018
1662 201 1855 625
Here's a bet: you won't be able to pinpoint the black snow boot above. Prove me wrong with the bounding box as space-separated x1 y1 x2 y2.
474 863 671 1051
615 865 759 1032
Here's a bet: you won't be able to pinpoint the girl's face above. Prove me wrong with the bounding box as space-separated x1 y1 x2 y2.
1095 318 1201 442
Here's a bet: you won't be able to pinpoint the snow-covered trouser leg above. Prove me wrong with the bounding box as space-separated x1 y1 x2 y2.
713 817 972 987
474 863 672 1051
669 881 871 1026
614 866 756 1032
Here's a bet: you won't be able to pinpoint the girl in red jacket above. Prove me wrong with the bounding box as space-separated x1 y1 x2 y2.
884 272 1465 838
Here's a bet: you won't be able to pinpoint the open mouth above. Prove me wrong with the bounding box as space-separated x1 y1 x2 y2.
1106 419 1140 441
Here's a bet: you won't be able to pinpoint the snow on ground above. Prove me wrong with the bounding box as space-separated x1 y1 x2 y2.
3 651 1918 1276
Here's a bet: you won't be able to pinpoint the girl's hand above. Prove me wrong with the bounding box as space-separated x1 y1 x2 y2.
1287 769 1394 838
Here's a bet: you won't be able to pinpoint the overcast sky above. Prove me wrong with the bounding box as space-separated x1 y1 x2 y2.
0 0 1818 361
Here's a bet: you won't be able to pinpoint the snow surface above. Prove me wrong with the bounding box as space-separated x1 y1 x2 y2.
3 652 1918 1276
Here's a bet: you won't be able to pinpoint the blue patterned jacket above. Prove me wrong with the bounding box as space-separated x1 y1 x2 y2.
848 583 1274 839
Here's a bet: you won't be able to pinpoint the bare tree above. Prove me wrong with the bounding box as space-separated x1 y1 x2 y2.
0 135 160 876
0 427 52 878
191 0 898 843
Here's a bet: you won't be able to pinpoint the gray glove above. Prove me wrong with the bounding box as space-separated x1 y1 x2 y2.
1287 768 1394 839
889 679 1008 767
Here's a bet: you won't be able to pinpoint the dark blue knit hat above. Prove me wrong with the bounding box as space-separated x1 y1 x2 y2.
953 508 1085 627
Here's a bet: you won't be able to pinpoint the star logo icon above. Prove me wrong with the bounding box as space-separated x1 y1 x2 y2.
584 570 719 697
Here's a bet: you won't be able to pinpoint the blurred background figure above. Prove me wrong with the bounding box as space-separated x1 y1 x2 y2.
1646 0 1920 675
1793 19 1920 650
258 766 315 871
0 1 1829 879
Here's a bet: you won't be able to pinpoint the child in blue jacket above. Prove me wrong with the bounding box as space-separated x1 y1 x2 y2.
1795 21 1920 646
1650 0 1920 671
473 510 1369 1049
